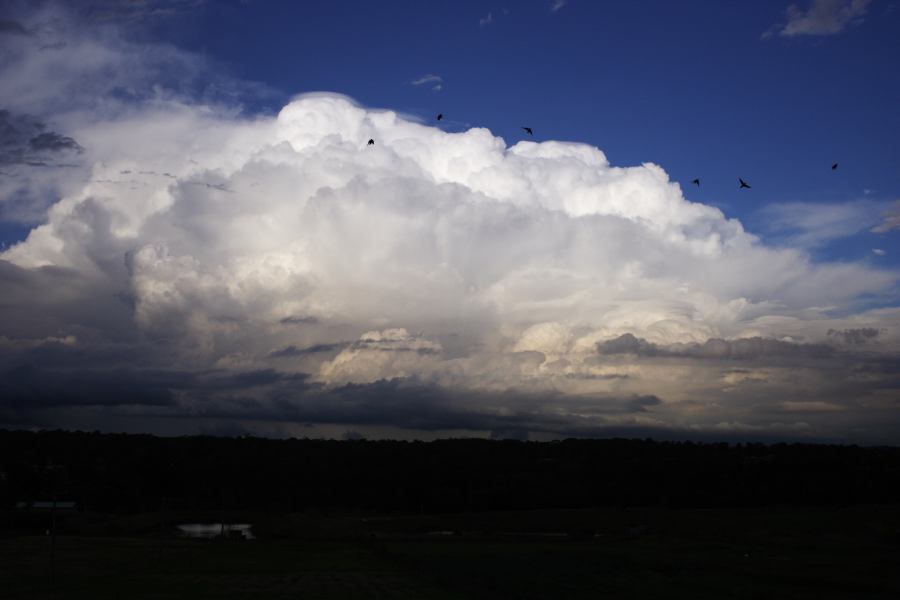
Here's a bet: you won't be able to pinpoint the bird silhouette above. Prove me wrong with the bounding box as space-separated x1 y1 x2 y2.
437 114 443 121
522 127 533 136
367 139 374 146
832 163 838 170
692 179 700 186
739 178 751 189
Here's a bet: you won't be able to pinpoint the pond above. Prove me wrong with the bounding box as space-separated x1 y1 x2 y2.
177 523 255 540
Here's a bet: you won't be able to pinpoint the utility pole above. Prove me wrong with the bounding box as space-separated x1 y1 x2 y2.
158 496 166 563
49 496 56 584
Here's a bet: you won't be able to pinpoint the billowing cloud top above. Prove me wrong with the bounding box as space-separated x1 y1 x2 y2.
1 8 899 442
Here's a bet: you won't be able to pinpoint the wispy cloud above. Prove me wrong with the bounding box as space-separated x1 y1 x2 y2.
411 73 443 92
81 0 207 24
871 201 900 234
765 0 872 38
411 74 441 86
478 12 493 27
758 200 884 248
550 0 567 12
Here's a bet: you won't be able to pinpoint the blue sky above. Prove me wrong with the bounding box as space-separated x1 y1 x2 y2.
2 0 900 442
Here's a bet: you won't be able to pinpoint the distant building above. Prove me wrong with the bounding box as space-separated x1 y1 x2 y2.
15 500 78 512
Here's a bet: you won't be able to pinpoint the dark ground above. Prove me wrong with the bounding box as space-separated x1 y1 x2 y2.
3 431 900 598
2 505 899 599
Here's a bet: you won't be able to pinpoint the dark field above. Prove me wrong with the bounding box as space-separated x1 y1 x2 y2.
3 431 900 598
3 505 900 599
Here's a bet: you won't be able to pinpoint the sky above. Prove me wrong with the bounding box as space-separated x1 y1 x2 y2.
0 0 899 443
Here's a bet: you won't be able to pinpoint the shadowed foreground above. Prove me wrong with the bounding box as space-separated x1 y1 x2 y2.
3 432 900 597
2 506 899 599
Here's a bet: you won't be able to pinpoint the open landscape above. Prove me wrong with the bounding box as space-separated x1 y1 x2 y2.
4 505 900 599
3 431 900 598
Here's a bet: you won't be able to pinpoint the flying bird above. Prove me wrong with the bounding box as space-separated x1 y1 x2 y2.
739 178 751 189
437 114 443 121
832 163 838 170
367 139 374 146
692 179 700 186
522 127 533 136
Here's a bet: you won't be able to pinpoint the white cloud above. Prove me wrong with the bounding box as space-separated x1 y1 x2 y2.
478 12 493 27
320 328 442 384
873 248 887 256
4 92 897 370
550 0 567 12
0 3 271 223
769 0 872 37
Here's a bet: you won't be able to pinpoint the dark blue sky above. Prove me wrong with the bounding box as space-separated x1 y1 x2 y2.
123 0 900 266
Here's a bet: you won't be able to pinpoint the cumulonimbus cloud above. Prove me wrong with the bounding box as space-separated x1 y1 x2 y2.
1 4 899 442
1 90 898 441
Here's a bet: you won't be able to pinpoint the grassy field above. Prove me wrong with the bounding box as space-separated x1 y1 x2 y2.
2 506 899 599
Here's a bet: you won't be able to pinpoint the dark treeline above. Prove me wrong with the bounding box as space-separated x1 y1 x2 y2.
1 430 899 515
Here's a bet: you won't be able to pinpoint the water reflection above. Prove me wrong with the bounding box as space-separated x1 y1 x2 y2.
177 523 255 540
